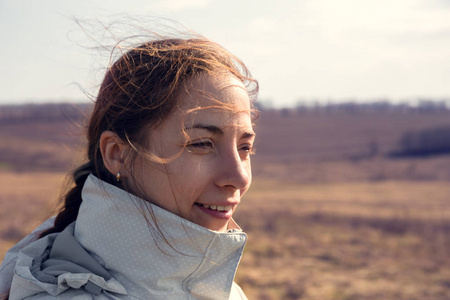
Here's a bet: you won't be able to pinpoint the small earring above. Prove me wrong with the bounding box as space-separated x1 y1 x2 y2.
116 172 121 182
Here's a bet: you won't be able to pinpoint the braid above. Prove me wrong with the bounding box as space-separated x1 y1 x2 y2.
39 162 93 238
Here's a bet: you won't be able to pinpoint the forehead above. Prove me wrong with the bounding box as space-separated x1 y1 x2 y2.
147 74 254 145
173 74 253 131
179 74 251 112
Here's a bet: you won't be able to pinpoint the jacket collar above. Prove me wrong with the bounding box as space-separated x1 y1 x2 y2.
73 175 247 299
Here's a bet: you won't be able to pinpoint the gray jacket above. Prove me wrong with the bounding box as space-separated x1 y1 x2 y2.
0 175 248 299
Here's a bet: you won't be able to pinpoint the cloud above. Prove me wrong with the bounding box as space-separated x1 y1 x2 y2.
226 0 450 103
246 16 278 36
148 0 213 12
301 0 450 38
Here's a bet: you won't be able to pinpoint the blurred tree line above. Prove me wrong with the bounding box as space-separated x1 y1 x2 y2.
257 99 450 116
392 126 450 157
1 99 449 122
2 100 450 158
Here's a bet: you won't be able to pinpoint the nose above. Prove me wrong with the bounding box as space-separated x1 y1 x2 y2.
215 149 251 190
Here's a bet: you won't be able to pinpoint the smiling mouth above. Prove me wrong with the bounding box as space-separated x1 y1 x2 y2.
196 203 232 212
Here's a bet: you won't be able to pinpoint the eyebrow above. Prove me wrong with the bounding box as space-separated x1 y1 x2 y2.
186 124 224 135
185 124 255 139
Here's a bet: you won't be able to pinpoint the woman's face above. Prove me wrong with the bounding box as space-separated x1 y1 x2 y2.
131 74 255 232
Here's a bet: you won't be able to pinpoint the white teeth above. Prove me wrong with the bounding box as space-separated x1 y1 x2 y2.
199 204 232 211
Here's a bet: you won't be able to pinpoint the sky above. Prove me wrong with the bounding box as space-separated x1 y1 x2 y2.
1 0 450 107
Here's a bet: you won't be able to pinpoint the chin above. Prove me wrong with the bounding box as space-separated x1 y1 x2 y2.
202 221 229 232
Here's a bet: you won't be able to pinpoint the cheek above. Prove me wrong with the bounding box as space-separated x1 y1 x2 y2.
136 164 171 200
129 155 174 200
167 159 208 192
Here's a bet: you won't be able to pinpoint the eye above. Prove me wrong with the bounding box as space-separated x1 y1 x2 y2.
239 143 255 158
186 139 215 154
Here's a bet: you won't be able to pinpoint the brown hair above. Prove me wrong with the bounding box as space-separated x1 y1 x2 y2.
39 37 258 238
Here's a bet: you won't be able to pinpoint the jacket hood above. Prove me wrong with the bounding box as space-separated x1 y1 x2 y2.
10 223 127 299
5 175 248 299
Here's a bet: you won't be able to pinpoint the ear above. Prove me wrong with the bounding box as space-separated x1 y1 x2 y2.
99 131 128 176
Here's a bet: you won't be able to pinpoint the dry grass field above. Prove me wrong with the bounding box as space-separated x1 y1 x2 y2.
1 104 450 299
0 172 66 256
1 172 449 299
235 179 450 299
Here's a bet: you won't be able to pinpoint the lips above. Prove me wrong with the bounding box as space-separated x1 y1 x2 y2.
196 203 232 212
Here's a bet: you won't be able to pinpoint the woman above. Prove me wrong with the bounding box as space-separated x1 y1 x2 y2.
0 36 258 299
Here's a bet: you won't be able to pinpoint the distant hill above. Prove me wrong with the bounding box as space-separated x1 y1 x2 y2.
1 102 450 182
0 103 92 124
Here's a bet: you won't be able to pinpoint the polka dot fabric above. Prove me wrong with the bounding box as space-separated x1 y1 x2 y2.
73 175 249 299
